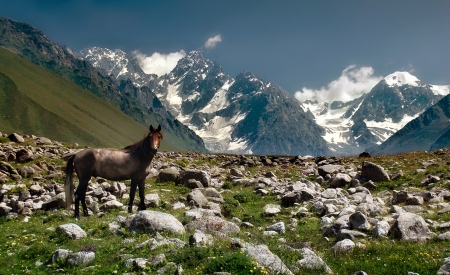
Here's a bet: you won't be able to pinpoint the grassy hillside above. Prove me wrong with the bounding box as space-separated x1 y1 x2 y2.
0 47 177 151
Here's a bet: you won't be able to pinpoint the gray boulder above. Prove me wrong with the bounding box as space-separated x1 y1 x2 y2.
178 170 211 187
41 192 66 210
372 221 390 238
330 239 355 254
187 189 209 207
158 167 180 182
56 223 87 240
189 230 213 247
8 133 24 143
185 216 240 235
318 164 344 177
361 161 390 182
128 210 185 235
66 251 95 266
242 243 293 275
438 257 450 275
349 211 371 231
330 173 352 188
389 212 436 242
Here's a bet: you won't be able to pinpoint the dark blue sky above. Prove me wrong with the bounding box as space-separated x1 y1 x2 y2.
2 0 450 96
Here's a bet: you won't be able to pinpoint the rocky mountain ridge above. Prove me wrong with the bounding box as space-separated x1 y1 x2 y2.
1 131 450 274
0 17 206 152
79 49 330 156
303 72 449 155
78 46 450 156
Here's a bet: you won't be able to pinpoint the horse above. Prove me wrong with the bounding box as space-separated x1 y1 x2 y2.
64 124 163 218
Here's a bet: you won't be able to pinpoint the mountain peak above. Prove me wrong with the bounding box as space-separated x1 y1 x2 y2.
384 71 420 87
186 50 204 60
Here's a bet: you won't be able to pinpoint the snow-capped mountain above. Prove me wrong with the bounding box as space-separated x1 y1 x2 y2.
79 48 329 156
78 46 449 156
77 47 157 87
149 52 329 155
368 93 450 154
302 72 449 155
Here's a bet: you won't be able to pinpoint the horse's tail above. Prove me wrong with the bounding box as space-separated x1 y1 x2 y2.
64 155 75 210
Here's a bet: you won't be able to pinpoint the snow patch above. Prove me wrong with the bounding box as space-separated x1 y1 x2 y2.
431 85 450 96
385 72 420 87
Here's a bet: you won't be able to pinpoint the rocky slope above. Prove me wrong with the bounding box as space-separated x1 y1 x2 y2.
1 132 450 274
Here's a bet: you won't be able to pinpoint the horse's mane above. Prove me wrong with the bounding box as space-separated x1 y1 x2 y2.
122 134 152 161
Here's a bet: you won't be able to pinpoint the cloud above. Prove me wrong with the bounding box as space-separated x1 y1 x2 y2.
295 65 383 103
204 35 222 49
133 50 186 76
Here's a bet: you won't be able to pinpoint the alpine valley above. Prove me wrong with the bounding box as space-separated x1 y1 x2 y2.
78 47 450 156
1 16 449 156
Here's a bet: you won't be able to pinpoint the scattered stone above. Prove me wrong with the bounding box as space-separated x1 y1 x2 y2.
361 161 390 182
389 212 436 242
128 210 185 235
56 223 87 240
331 239 355 254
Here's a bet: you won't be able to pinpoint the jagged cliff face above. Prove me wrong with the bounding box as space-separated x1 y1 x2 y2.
0 17 207 152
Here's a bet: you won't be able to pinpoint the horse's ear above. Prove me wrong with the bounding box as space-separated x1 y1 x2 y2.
149 125 154 132
157 125 161 132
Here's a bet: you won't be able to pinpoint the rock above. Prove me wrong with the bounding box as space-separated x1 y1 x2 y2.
318 165 344 177
330 239 355 254
56 223 87 240
158 167 180 182
41 192 66 210
438 257 450 275
99 200 123 211
178 170 211 187
266 222 285 234
241 243 293 275
19 166 35 178
128 210 185 235
264 204 281 216
66 251 95 266
293 248 333 274
187 189 209 207
189 230 213 247
372 221 390 238
330 173 352 188
186 179 204 189
438 231 450 240
349 211 371 231
51 249 72 264
185 216 240 235
16 149 34 163
0 204 12 216
144 193 160 207
392 190 408 205
406 195 424 205
389 212 436 242
336 229 367 241
321 188 337 199
8 133 24 143
361 161 390 182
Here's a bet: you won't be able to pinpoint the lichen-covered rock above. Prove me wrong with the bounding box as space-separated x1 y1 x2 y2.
361 161 390 182
242 243 293 275
66 251 95 266
185 216 240 235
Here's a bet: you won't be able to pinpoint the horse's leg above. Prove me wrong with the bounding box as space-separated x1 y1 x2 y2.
74 179 89 218
128 179 137 213
138 178 146 211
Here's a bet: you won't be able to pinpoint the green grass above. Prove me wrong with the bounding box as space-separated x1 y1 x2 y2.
1 146 450 274
0 47 177 151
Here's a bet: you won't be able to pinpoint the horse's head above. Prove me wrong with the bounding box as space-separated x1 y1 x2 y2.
148 124 163 154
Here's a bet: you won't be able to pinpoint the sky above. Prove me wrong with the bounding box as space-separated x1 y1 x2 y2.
2 0 450 103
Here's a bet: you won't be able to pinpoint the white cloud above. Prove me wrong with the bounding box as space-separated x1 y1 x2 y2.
295 65 383 103
133 50 186 76
204 35 222 49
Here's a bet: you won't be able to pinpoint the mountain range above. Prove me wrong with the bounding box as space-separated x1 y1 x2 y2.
78 47 450 156
0 17 206 152
1 16 449 156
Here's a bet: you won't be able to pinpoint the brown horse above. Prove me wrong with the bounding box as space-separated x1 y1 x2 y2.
65 125 163 218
